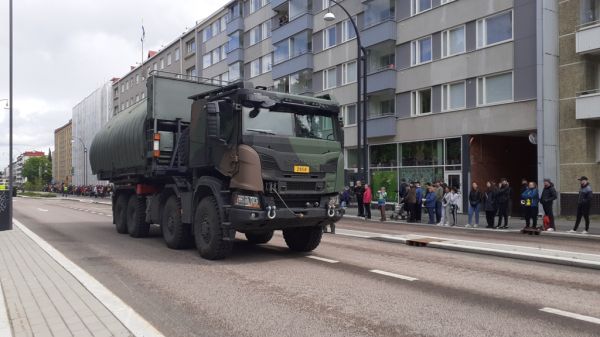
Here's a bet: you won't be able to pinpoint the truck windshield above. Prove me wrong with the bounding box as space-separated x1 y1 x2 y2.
242 107 336 141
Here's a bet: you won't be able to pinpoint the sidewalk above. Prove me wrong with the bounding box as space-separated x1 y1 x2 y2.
343 205 600 235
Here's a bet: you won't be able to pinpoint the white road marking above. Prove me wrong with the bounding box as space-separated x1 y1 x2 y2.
306 256 339 264
369 269 418 282
540 307 600 325
37 208 48 212
0 279 13 337
13 219 165 337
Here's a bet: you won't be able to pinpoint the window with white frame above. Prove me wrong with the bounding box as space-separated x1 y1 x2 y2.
261 20 272 40
249 26 260 46
212 48 220 63
411 88 432 116
121 85 124 93
229 62 242 82
186 66 197 77
160 58 164 69
221 45 227 60
343 104 357 126
411 0 432 16
203 53 211 69
136 74 140 84
411 36 432 66
167 53 172 65
441 81 466 111
186 39 196 54
221 72 229 84
477 11 513 49
211 20 220 35
142 92 145 99
342 61 357 85
153 63 158 71
125 81 129 90
202 27 212 42
250 59 261 78
477 72 513 105
220 16 227 32
441 0 456 4
250 0 269 14
136 94 139 102
322 0 330 10
341 18 357 42
324 25 337 49
261 54 272 73
323 67 337 89
441 25 465 58
175 48 180 61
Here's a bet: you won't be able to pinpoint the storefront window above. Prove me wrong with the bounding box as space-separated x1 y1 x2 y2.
346 149 358 169
371 169 398 202
445 138 461 165
398 167 444 185
370 144 397 167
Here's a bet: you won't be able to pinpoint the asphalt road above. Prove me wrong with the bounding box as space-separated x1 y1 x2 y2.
13 197 600 337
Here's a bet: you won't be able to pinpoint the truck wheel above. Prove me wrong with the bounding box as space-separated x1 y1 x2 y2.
161 196 192 249
114 194 129 234
283 227 323 252
194 196 233 260
245 231 274 244
126 195 150 238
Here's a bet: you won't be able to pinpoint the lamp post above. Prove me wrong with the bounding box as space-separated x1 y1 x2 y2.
2 0 14 231
72 137 88 186
324 0 369 183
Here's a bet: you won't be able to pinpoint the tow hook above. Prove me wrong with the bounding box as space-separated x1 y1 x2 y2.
327 207 335 217
267 206 277 220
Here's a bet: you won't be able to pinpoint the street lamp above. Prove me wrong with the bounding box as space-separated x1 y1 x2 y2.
72 137 88 186
324 0 369 183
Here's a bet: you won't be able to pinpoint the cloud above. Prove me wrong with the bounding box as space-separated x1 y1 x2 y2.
0 0 231 168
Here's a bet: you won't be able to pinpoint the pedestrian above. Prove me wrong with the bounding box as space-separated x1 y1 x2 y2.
540 178 557 231
520 178 528 219
424 185 437 224
363 184 372 220
466 182 483 228
399 178 409 201
496 179 510 229
438 186 451 226
354 181 365 217
521 181 540 229
377 186 387 221
449 186 460 226
406 184 417 222
435 182 444 224
569 176 593 234
340 187 350 209
484 181 497 228
415 181 423 223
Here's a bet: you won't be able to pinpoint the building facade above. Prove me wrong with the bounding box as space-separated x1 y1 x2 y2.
72 81 114 186
53 120 73 185
558 0 600 214
112 0 580 212
15 151 46 186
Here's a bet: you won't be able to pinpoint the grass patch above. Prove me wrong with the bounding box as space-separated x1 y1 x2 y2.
20 192 57 198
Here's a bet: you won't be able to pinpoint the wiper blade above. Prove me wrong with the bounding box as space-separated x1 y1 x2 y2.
246 128 277 135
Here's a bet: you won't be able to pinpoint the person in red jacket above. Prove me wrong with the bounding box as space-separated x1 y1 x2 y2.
363 184 372 220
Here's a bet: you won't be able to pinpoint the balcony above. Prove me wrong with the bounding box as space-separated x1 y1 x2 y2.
272 13 313 43
227 48 244 64
226 16 244 35
576 23 600 54
367 115 396 138
271 0 287 9
576 90 600 120
272 52 313 78
361 20 396 47
366 68 396 94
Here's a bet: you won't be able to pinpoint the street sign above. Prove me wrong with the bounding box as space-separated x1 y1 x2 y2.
0 190 10 230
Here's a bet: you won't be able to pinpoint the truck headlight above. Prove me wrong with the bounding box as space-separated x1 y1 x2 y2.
328 195 339 207
233 193 261 209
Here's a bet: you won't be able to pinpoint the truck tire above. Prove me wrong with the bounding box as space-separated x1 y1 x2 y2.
194 196 233 260
283 227 323 252
161 196 193 249
245 231 274 244
126 195 150 238
114 194 129 234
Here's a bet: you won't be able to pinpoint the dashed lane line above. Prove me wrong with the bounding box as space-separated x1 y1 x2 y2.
306 256 339 264
540 308 600 325
369 269 418 282
37 208 48 212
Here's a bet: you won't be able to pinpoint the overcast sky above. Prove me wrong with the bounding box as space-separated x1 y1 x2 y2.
0 0 230 169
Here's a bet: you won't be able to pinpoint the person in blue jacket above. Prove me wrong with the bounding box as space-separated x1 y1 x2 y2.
415 181 423 223
424 185 437 224
521 181 540 229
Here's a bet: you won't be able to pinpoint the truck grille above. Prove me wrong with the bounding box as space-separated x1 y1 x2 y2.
259 154 279 170
285 181 317 191
274 195 321 208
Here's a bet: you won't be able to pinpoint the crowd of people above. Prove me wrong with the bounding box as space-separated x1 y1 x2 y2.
342 176 593 233
45 184 113 198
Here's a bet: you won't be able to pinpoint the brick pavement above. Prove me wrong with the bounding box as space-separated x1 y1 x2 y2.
0 227 132 337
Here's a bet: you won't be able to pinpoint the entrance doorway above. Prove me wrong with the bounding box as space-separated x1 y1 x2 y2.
445 170 463 213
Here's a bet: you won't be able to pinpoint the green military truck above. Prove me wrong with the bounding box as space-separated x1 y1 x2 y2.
90 72 344 260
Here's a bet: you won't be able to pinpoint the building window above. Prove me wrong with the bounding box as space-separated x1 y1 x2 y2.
341 18 357 42
411 36 432 66
343 104 357 126
136 74 140 84
250 59 261 78
364 0 395 27
411 0 432 15
121 85 124 93
441 81 466 111
220 45 227 60
212 20 220 36
228 2 241 22
441 25 465 58
342 61 357 85
202 27 212 42
186 39 196 54
274 76 290 93
221 72 229 83
477 11 513 49
445 138 461 165
212 48 221 63
261 53 272 73
261 20 272 40
274 31 312 64
441 0 456 4
135 94 140 102
250 0 260 14
160 58 164 69
228 31 241 51
125 81 129 90
220 15 227 32
477 72 513 106
322 0 330 10
175 48 180 61
324 25 337 49
249 26 260 46
186 66 197 77
323 67 337 89
411 88 432 116
289 0 311 19
167 53 172 65
203 53 211 69
142 92 145 99
290 70 312 94
229 62 242 82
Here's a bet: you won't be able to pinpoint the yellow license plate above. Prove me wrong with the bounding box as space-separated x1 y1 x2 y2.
293 165 310 173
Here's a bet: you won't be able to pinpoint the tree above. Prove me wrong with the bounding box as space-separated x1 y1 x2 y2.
22 156 52 187
47 148 52 162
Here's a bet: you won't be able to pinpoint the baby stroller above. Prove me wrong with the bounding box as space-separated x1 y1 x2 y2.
389 193 407 220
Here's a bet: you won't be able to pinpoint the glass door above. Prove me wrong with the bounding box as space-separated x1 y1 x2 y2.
445 171 463 213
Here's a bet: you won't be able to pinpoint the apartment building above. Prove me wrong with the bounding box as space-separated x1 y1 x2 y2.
558 0 600 214
14 151 46 186
112 0 563 211
53 120 73 185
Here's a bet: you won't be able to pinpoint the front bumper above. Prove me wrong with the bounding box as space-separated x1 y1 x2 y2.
229 206 343 231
